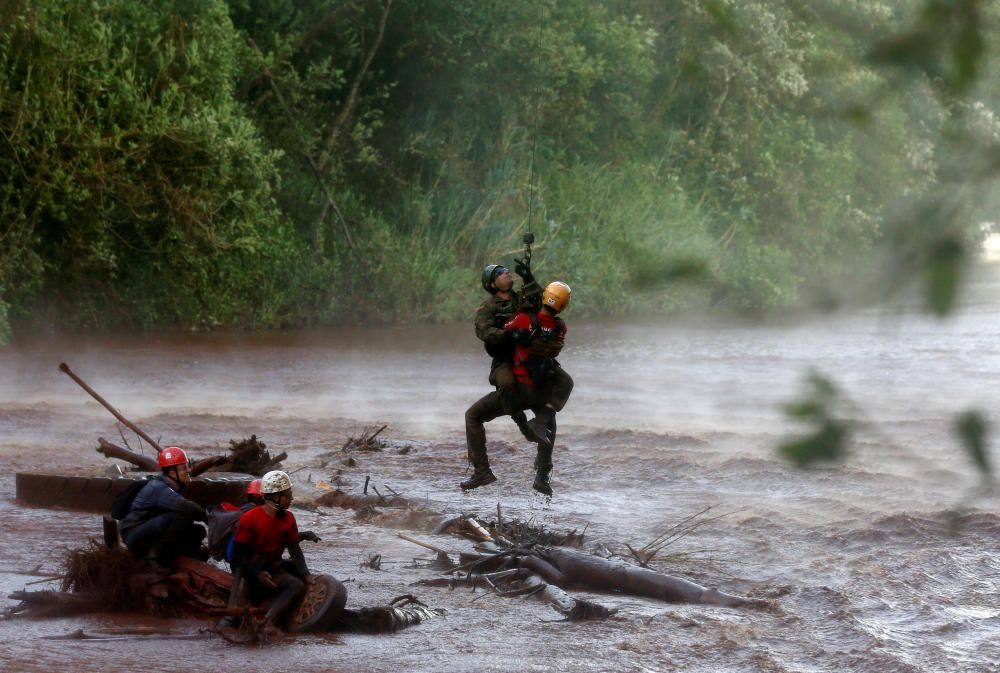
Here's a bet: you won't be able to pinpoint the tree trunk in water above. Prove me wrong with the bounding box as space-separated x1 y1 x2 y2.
97 438 157 471
540 548 760 608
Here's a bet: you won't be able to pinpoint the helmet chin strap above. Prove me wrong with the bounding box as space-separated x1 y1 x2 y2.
165 468 186 491
265 493 288 517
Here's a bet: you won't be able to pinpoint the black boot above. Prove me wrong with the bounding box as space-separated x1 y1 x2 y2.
460 468 497 490
532 470 553 496
533 432 554 496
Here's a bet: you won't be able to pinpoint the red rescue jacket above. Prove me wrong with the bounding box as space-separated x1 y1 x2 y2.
504 310 566 386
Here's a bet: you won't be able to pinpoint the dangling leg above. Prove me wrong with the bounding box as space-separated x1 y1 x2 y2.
462 391 504 490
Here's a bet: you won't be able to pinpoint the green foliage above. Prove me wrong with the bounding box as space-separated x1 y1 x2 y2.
1 0 997 334
0 0 293 331
779 371 851 466
955 410 992 478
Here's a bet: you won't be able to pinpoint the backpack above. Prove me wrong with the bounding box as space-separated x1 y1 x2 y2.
206 507 245 561
110 476 154 520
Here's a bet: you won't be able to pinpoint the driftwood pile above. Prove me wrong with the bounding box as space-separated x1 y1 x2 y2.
433 509 585 548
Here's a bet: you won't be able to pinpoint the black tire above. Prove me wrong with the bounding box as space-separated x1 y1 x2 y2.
286 574 348 633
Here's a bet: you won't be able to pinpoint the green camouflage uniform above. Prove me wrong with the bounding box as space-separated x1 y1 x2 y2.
466 281 574 480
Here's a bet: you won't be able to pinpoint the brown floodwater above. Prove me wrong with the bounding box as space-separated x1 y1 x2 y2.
2 265 1000 672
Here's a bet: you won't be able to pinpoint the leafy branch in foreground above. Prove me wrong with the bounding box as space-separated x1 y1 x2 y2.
778 371 851 467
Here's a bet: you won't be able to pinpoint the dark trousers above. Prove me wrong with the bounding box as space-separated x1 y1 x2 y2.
542 365 574 412
246 560 305 625
492 362 574 414
465 366 573 474
123 512 205 565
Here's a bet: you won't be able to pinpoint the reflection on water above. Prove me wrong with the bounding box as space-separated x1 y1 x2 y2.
2 264 1000 672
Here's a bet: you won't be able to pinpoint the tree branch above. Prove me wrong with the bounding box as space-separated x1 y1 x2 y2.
317 0 393 172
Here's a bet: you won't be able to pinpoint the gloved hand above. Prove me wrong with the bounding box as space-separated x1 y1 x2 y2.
514 258 535 285
509 328 535 344
299 531 322 543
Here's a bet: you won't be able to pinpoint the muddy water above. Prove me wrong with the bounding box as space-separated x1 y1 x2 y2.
2 267 1000 673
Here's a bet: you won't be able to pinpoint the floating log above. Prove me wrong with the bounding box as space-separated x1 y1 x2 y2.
97 437 157 471
190 456 227 477
518 574 616 621
97 440 226 478
538 548 765 608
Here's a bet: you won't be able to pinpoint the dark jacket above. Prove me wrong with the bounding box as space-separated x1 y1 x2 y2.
119 475 205 535
474 281 540 359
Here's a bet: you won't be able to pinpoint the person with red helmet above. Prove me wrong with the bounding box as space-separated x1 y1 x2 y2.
219 479 264 513
206 478 265 562
119 446 207 567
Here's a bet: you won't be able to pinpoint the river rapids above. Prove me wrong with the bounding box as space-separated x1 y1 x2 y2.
1 265 999 673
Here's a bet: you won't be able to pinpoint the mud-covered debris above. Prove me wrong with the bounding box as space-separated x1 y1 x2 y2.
222 435 286 476
481 517 586 548
361 553 383 570
343 425 388 452
316 489 411 509
63 543 155 613
337 595 444 633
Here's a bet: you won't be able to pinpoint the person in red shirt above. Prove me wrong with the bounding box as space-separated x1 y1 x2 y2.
231 470 315 628
461 281 572 495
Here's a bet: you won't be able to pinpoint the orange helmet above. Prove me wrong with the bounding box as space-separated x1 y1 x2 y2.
158 446 189 469
541 281 571 312
246 479 263 496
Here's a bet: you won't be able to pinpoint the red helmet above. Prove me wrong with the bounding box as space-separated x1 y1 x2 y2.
246 479 263 496
158 446 189 469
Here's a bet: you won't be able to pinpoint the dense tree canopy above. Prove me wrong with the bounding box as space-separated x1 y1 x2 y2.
0 0 996 339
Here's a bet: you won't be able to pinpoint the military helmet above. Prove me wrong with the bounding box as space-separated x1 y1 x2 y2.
261 470 292 494
481 264 509 293
542 281 571 312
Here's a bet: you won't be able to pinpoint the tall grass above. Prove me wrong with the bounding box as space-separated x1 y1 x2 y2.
363 152 720 323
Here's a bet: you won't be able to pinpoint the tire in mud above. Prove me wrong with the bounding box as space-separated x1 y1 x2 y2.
15 471 252 511
286 574 348 633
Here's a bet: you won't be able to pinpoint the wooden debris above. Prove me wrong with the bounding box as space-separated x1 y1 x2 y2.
343 425 388 452
6 590 106 617
624 506 732 567
97 435 280 478
397 533 450 556
211 435 286 476
315 489 411 509
97 437 158 471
